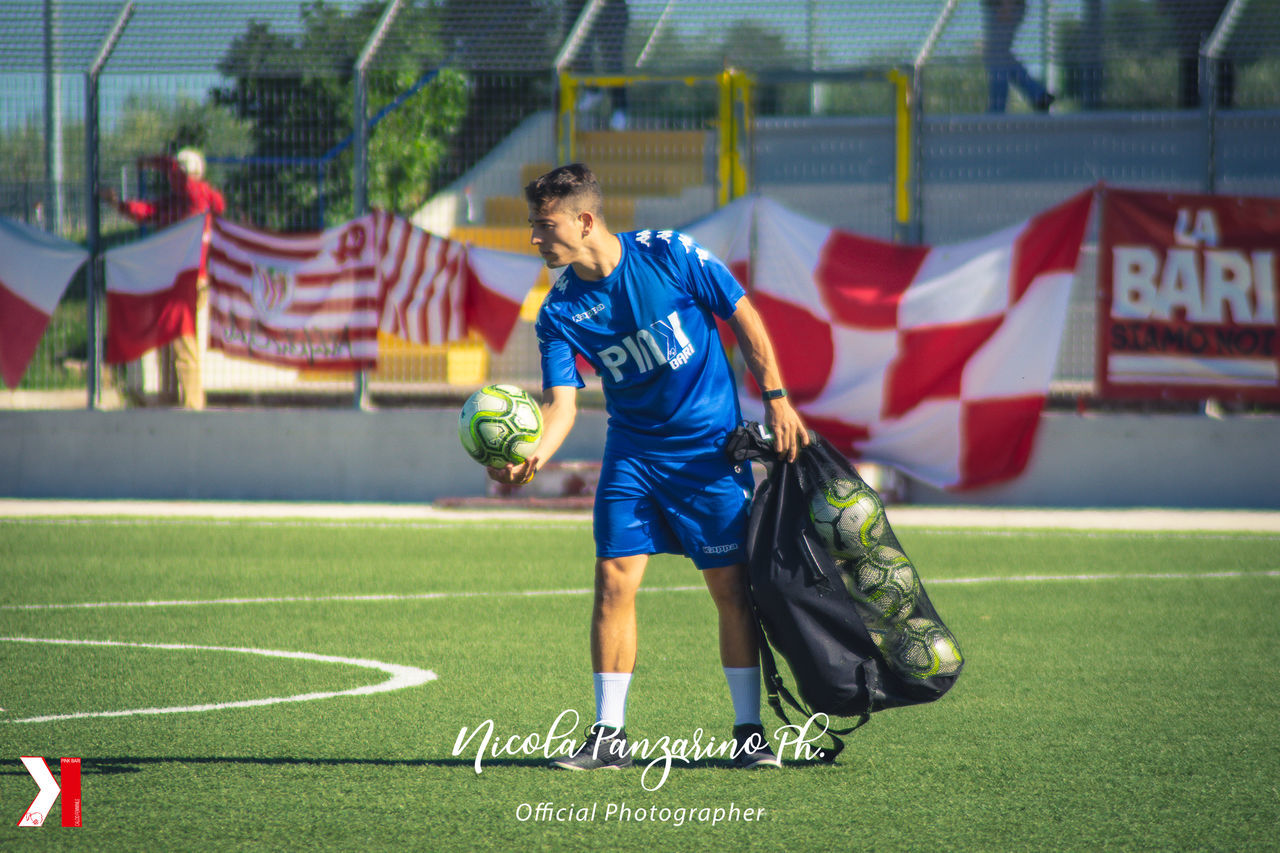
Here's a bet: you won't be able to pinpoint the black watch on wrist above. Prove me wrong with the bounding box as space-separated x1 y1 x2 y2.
761 388 788 401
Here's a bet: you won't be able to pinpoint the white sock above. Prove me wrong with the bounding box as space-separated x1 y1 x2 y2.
594 672 632 730
723 666 763 726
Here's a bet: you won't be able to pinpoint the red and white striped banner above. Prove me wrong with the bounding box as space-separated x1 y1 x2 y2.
377 211 469 346
376 211 542 353
208 216 381 370
94 212 541 375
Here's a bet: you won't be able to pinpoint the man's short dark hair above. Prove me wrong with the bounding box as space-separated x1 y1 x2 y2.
524 163 604 217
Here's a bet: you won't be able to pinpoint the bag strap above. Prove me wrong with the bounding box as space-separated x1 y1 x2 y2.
755 620 869 763
739 422 872 763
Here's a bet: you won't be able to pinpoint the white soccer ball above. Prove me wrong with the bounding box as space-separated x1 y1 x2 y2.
885 617 963 679
849 545 920 624
458 384 543 468
808 477 886 560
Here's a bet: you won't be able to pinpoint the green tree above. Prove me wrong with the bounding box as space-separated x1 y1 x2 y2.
100 94 253 193
367 68 468 213
1055 0 1280 110
1055 0 1174 109
213 0 468 230
0 119 44 221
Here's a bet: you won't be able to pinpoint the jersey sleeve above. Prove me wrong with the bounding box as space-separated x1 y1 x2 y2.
195 182 226 215
117 198 158 224
535 307 586 391
669 232 745 320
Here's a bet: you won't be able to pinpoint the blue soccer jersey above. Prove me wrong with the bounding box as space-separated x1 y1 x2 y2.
536 229 746 460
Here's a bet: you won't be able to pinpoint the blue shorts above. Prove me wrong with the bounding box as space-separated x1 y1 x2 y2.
593 452 755 570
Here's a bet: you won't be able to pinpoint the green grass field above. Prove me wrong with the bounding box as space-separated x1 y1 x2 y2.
2 513 1278 852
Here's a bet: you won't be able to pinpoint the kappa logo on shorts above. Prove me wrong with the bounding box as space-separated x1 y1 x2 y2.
702 543 738 556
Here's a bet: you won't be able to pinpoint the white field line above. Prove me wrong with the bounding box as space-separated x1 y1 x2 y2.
4 517 1280 541
0 500 592 524
3 570 1278 613
0 637 437 724
5 570 1277 725
0 587 610 611
932 569 1280 584
0 516 589 532
2 499 1280 533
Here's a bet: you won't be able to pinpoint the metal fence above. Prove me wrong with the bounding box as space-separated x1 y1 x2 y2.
2 0 1278 407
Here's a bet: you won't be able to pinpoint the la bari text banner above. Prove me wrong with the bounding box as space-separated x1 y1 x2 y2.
1100 188 1279 402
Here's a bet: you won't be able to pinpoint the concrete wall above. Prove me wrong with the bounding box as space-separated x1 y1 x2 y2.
1 409 1276 509
906 412 1280 509
0 409 607 504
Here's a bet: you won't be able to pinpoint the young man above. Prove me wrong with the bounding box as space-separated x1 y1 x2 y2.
490 163 808 770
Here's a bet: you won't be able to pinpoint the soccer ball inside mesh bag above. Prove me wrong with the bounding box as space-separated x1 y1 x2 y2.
458 384 543 468
886 618 963 679
808 478 886 559
865 622 892 652
846 545 920 624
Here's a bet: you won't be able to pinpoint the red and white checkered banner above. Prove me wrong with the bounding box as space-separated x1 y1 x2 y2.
688 191 1093 490
1099 188 1279 403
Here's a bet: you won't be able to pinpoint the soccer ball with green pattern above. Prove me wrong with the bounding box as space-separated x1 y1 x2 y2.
808 477 886 560
885 617 963 679
847 545 920 624
458 384 543 468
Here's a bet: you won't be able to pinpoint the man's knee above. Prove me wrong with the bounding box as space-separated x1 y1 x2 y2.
595 556 645 607
702 563 750 609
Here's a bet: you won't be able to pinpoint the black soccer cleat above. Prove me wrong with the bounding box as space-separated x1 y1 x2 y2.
550 724 634 770
732 723 782 769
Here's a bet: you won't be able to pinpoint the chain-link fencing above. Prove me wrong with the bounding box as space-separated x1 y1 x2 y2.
2 0 1277 406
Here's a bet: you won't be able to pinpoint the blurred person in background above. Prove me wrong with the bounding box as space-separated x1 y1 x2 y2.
101 148 225 410
982 0 1054 113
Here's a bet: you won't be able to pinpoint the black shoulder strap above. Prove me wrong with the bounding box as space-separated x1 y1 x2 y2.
755 620 869 763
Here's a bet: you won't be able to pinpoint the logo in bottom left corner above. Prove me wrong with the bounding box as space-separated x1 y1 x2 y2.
17 757 81 828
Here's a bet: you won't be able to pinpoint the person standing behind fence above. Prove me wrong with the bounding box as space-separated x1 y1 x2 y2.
101 148 225 410
566 0 630 130
982 0 1054 113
